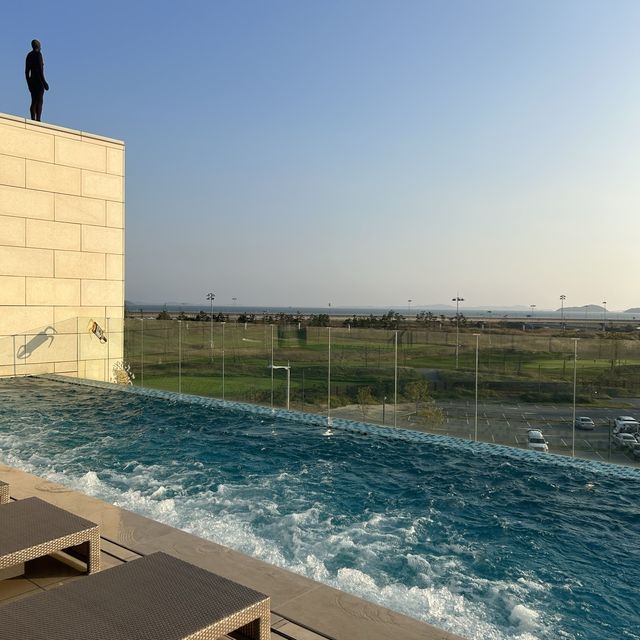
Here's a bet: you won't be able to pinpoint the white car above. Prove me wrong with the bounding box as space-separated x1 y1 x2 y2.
613 416 639 433
613 432 637 449
575 417 595 430
527 429 549 452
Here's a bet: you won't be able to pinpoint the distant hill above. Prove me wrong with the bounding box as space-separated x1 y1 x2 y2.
557 304 605 312
625 308 640 314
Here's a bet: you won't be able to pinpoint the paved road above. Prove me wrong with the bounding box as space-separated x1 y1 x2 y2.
331 400 640 467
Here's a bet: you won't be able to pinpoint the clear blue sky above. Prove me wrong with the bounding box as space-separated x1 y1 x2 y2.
2 1 639 310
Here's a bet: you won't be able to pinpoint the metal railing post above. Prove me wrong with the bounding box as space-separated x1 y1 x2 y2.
141 318 144 387
394 330 398 428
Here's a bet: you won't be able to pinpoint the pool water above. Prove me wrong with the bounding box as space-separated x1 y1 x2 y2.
0 377 639 640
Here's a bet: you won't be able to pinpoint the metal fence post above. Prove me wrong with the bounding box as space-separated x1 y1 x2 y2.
107 317 110 382
178 320 182 394
327 326 332 425
394 330 398 428
76 317 80 378
222 321 225 400
141 318 145 387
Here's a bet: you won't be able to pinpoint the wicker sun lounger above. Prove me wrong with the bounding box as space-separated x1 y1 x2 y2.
0 551 271 640
0 496 100 580
0 481 8 505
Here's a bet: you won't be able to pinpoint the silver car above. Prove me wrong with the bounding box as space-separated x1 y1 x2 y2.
527 429 549 452
575 417 595 430
613 432 637 449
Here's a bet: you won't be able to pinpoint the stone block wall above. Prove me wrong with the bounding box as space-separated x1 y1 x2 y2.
0 113 125 381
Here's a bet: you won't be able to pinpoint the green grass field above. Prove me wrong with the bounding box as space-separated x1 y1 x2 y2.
123 320 640 409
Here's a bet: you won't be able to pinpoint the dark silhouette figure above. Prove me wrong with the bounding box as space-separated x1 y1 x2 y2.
16 326 57 359
25 39 49 121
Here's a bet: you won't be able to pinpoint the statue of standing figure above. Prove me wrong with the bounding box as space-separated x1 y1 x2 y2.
25 39 49 121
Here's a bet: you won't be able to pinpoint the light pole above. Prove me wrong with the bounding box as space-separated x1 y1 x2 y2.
474 333 480 441
206 292 215 362
270 362 291 409
221 322 225 400
452 294 464 369
178 320 182 394
408 299 412 317
602 301 607 333
327 326 332 428
140 316 144 387
572 338 579 457
530 304 536 317
394 330 398 428
560 294 566 331
270 324 274 410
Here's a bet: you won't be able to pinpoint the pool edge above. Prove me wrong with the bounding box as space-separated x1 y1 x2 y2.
0 461 464 640
40 373 640 482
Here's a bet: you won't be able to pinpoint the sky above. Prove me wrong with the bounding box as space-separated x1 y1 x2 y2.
1 1 639 311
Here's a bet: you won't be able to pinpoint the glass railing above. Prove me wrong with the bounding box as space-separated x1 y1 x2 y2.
123 317 640 466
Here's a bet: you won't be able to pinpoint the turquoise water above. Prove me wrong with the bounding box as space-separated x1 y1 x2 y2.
0 377 639 640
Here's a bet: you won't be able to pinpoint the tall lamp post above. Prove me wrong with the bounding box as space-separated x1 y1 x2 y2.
394 331 398 428
560 294 566 331
408 299 412 317
270 325 275 410
474 333 480 441
602 301 607 333
327 326 332 428
530 304 536 317
221 322 225 400
571 338 579 457
452 294 464 369
206 292 215 362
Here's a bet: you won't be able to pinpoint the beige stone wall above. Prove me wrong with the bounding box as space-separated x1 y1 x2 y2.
0 113 125 381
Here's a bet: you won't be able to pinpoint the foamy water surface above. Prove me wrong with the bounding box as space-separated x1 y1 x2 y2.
0 378 639 640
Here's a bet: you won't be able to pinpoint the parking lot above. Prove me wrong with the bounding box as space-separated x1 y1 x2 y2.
333 400 640 467
430 401 638 465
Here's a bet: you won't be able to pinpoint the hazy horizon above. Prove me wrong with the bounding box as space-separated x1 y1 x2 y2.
2 1 638 310
126 299 639 314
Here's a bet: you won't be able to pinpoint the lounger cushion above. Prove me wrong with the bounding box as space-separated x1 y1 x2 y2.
0 551 270 640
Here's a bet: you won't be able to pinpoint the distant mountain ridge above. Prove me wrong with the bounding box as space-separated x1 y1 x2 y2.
558 305 606 312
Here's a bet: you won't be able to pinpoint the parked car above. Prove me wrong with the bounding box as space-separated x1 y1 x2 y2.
631 443 640 460
527 429 549 452
613 416 639 433
575 417 595 430
613 432 637 449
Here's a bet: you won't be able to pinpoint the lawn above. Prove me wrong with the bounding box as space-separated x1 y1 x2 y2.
124 319 640 408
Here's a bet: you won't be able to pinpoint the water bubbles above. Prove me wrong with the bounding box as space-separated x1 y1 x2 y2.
0 377 638 640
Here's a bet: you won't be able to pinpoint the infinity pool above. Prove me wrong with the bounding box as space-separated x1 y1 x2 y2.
0 377 638 640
